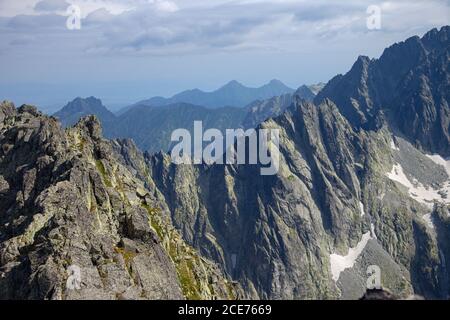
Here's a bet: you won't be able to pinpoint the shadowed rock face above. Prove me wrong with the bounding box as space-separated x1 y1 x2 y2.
316 26 450 157
0 103 240 300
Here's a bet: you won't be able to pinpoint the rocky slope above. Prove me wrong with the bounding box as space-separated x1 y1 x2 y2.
241 84 321 129
0 102 240 300
113 103 247 153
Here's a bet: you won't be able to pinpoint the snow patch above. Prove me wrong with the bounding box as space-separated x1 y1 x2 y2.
386 163 450 209
330 232 373 282
370 223 377 239
359 201 365 217
387 163 413 188
426 154 450 177
390 139 400 151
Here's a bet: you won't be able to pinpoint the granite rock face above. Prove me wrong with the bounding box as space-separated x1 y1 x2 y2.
0 103 240 300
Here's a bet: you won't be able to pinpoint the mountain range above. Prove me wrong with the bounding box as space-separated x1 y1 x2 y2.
126 79 296 111
53 82 319 153
1 26 449 300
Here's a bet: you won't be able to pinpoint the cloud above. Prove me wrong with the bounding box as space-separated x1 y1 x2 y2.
154 0 179 13
34 0 70 12
1 0 448 109
7 13 66 30
91 0 450 55
85 8 115 24
1 0 449 56
293 2 365 22
85 1 287 54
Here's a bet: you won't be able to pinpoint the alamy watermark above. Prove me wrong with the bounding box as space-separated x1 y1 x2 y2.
366 5 382 30
66 5 82 30
66 265 82 290
366 265 381 290
170 121 280 175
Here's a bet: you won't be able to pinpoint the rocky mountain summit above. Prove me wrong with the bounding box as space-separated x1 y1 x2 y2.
0 102 240 300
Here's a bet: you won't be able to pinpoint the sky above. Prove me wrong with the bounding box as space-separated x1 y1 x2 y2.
0 0 449 112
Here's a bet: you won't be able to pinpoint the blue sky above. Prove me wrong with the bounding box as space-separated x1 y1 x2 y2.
0 0 449 112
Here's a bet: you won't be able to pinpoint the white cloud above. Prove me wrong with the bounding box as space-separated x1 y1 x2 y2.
35 0 70 12
154 0 179 13
1 0 448 56
0 0 448 106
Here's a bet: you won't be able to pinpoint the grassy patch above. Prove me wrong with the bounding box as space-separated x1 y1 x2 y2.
95 160 112 187
141 203 164 239
77 138 86 152
141 202 205 300
177 258 202 300
114 246 138 277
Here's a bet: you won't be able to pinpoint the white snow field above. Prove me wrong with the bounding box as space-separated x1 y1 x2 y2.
330 232 373 282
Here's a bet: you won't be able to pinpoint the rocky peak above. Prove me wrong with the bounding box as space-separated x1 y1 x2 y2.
421 26 449 51
53 97 116 130
0 101 16 124
17 104 41 117
315 25 450 156
74 114 103 141
223 80 244 89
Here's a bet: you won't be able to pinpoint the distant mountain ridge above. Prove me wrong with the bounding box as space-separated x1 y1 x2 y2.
114 103 247 152
54 96 116 128
54 83 319 153
125 79 295 111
